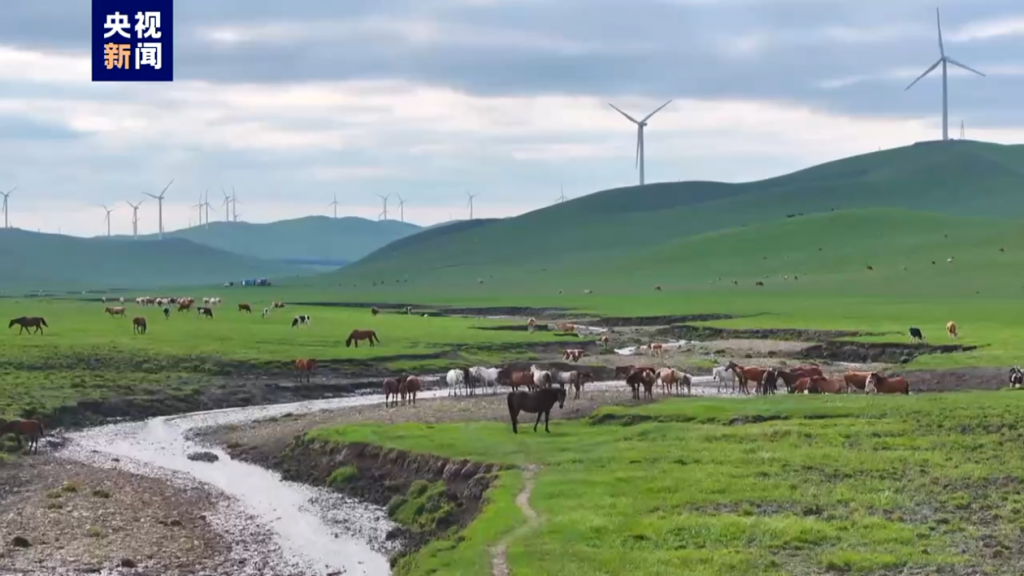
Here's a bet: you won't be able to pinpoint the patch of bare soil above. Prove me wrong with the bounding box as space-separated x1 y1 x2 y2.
900 367 1009 392
0 457 232 576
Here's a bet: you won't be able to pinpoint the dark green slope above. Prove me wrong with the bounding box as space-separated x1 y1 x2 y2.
123 216 421 263
330 141 1024 282
0 230 310 292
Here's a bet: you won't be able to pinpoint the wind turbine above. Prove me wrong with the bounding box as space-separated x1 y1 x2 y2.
125 199 143 238
377 194 390 221
100 205 115 237
397 194 407 222
960 120 966 140
204 189 212 228
905 8 985 142
466 191 478 220
608 99 672 186
192 194 204 228
143 179 174 240
556 183 567 204
329 193 340 219
0 186 15 229
221 187 232 221
231 187 239 221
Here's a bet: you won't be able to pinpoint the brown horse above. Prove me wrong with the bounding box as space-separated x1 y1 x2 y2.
843 371 873 393
105 306 127 318
507 371 536 392
238 303 252 313
774 367 823 393
865 373 910 395
383 377 402 408
9 316 48 335
571 371 594 400
346 329 380 348
626 368 656 400
759 369 780 395
794 376 844 394
400 376 422 405
0 419 45 454
132 316 147 335
725 361 765 395
294 358 317 383
507 387 567 434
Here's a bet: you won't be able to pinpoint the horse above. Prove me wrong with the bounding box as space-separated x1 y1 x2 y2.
0 419 45 454
656 368 692 396
773 367 824 393
562 349 587 363
294 358 317 383
105 306 127 318
946 321 958 339
507 371 536 392
345 329 380 348
1011 366 1024 388
446 368 470 396
530 365 553 389
371 307 380 316
758 369 779 395
572 371 594 400
842 371 873 393
291 314 312 327
725 361 764 395
470 367 507 395
132 316 147 335
198 307 214 318
383 377 402 408
712 365 736 393
794 376 844 394
507 387 567 434
600 335 610 350
648 343 665 357
865 373 910 395
162 306 170 319
400 376 422 405
8 317 48 335
238 303 252 314
626 368 656 400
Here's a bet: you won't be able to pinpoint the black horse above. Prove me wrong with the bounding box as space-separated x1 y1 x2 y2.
8 316 48 335
758 369 779 396
507 386 567 434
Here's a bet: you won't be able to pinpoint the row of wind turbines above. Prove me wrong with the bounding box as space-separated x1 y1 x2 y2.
96 181 241 238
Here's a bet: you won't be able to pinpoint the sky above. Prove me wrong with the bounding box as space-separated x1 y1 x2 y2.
3 0 1024 237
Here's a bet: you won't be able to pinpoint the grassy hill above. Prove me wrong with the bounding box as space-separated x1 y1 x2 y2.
0 229 311 293
328 141 1024 288
123 216 421 263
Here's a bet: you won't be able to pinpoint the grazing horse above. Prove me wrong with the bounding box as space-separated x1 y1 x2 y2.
105 306 127 318
648 343 665 357
909 327 924 342
843 371 873 394
238 303 252 314
400 375 422 405
8 317 48 335
371 307 380 316
507 371 536 392
758 369 779 395
0 419 45 454
773 367 824 393
946 321 958 339
712 365 736 393
345 329 380 348
198 307 214 318
725 361 764 395
507 387 567 434
657 368 692 396
294 359 317 383
865 373 910 395
446 368 470 396
470 367 507 395
132 316 147 335
383 377 402 408
291 314 312 327
530 365 553 390
626 368 656 400
1011 366 1024 388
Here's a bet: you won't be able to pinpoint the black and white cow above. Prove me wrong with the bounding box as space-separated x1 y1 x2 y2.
291 314 311 328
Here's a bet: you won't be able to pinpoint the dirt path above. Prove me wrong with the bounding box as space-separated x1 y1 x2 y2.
490 464 540 576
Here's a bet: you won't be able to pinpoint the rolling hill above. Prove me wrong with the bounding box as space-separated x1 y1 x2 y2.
0 229 312 293
327 141 1024 288
122 216 421 264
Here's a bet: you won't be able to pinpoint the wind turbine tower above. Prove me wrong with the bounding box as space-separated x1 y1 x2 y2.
101 205 115 237
0 186 15 229
608 99 672 185
466 192 479 220
192 195 204 228
377 194 390 221
143 179 174 240
329 193 340 218
125 199 143 238
905 8 985 142
557 183 567 204
397 194 407 222
221 187 232 221
960 120 966 140
231 187 239 221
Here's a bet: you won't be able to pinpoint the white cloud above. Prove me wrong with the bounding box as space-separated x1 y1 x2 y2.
948 16 1024 42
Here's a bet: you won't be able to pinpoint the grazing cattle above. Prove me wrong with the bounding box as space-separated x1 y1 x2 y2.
657 368 692 396
272 302 286 309
119 297 125 304
507 387 567 434
648 343 665 357
400 376 422 405
294 359 317 383
238 303 252 314
527 317 537 333
654 285 662 292
1009 366 1023 388
507 370 536 392
177 300 193 312
198 307 214 319
909 327 924 342
712 365 737 393
530 365 553 390
446 368 470 396
947 257 954 264
291 314 312 327
405 306 413 315
584 289 592 294
262 307 270 318
725 361 764 395
0 419 45 454
562 349 587 363
8 317 48 335
865 373 910 395
345 329 380 348
866 265 873 271
101 297 107 303
946 321 958 339
470 367 507 395
383 377 402 408
162 306 170 320
755 281 764 287
105 306 127 318
371 307 380 316
132 317 147 335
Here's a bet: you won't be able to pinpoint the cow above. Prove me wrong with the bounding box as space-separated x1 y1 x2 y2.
1010 366 1024 388
262 307 270 318
946 321 958 339
909 327 924 342
291 315 311 328
198 307 214 318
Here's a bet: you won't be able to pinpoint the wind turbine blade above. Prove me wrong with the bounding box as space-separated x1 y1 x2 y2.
936 8 944 57
5 186 16 195
159 179 173 197
608 103 640 124
641 99 673 123
635 128 641 169
947 57 986 77
904 59 942 91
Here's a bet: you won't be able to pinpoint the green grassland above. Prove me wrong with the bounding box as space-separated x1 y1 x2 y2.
313 393 1024 575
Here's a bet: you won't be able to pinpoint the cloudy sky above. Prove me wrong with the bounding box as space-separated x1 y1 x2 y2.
2 0 1023 236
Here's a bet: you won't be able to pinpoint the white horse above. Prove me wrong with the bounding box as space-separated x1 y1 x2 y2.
712 365 736 393
446 368 469 396
470 367 503 395
529 365 552 389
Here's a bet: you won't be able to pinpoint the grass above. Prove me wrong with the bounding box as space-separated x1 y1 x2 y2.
311 392 1024 575
326 466 358 487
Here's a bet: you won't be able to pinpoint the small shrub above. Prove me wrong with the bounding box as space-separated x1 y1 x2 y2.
60 482 80 494
326 466 357 488
86 527 103 538
90 489 111 499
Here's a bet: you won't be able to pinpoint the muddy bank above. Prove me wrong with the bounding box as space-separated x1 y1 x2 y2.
900 367 1008 393
293 302 572 318
656 324 871 342
233 437 503 567
795 342 978 364
594 314 741 327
